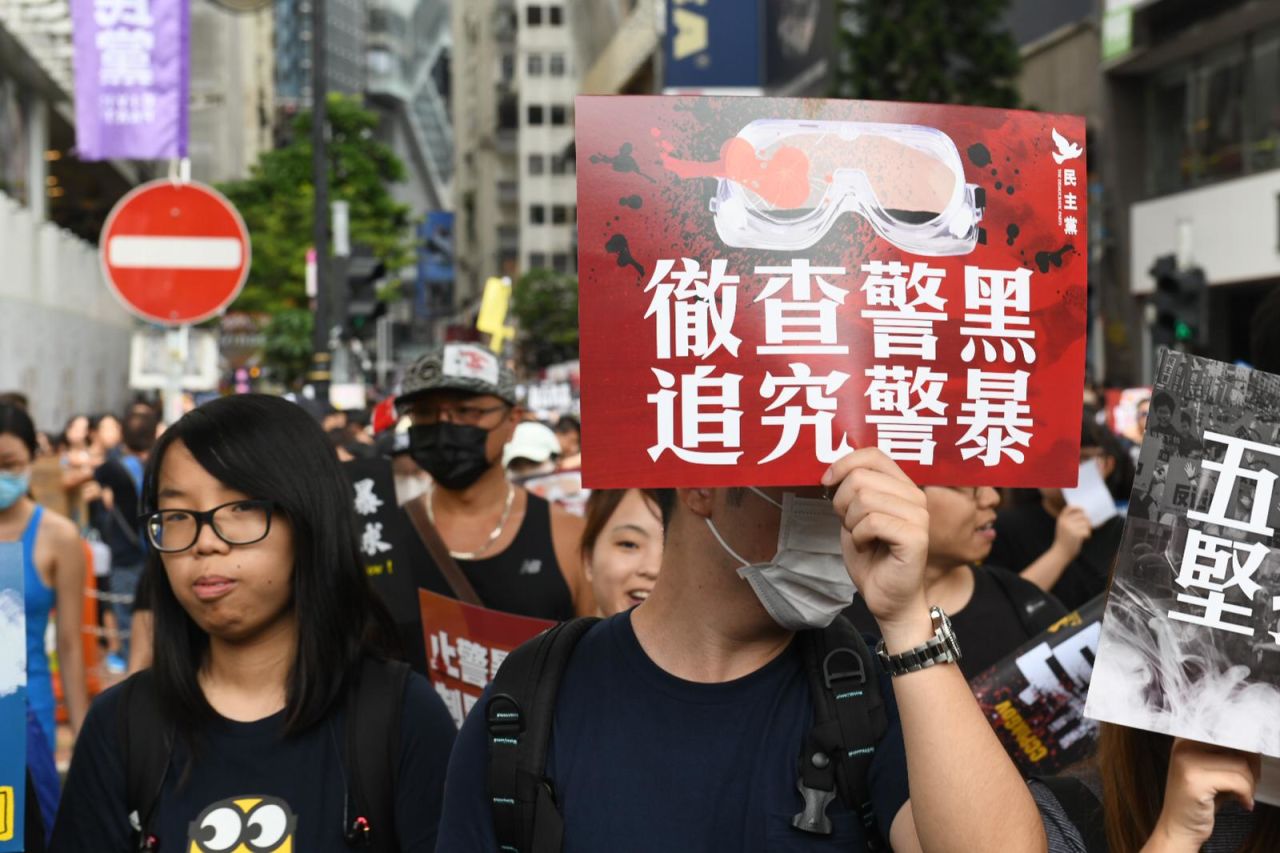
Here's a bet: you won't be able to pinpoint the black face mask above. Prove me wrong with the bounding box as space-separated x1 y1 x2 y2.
408 423 495 491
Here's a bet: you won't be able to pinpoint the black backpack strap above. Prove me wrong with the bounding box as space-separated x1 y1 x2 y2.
1034 775 1108 853
118 671 173 852
343 657 411 852
486 617 600 853
793 617 888 850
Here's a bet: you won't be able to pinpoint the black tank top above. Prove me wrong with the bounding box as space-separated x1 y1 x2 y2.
455 494 575 621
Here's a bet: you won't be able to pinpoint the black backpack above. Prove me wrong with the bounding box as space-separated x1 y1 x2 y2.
484 615 889 853
119 658 410 852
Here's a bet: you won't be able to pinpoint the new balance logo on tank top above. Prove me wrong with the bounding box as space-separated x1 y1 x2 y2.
431 494 574 621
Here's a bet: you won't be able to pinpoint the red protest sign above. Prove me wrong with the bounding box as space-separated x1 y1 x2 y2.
419 589 554 728
100 180 251 326
576 96 1087 488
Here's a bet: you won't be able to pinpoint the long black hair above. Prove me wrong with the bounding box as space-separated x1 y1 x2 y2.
0 402 38 458
142 394 397 739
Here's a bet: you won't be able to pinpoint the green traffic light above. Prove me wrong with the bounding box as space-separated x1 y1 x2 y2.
1175 321 1192 341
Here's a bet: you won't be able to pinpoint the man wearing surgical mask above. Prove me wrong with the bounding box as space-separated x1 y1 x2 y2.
438 449 1047 852
397 345 592 620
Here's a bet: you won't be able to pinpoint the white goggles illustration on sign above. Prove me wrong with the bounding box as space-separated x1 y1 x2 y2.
710 120 985 256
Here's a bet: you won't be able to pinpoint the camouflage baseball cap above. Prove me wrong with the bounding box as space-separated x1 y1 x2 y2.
397 344 518 409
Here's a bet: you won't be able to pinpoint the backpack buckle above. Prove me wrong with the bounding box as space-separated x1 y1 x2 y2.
792 778 836 835
822 647 867 689
486 693 525 737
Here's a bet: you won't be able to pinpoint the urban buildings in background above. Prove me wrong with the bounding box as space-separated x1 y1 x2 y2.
1 0 1278 417
450 0 521 319
189 3 274 184
1101 0 1280 381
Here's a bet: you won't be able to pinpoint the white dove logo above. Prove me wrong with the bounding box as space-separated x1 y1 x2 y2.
1051 128 1083 165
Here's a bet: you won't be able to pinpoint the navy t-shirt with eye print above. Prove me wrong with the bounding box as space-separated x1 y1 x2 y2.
50 667 456 853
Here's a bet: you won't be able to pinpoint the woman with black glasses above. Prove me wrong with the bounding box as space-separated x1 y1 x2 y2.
51 395 456 852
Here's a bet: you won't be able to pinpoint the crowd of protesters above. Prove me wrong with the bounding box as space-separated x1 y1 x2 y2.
3 337 1276 853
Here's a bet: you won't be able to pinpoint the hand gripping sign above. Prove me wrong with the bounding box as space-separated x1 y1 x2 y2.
576 96 1088 488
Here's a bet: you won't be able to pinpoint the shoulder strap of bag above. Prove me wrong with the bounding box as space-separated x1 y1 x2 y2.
342 657 411 852
486 617 600 853
982 564 1057 636
403 497 484 607
1034 775 1108 853
119 671 173 852
793 616 888 850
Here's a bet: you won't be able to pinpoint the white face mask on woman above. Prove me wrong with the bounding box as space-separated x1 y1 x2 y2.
705 488 856 631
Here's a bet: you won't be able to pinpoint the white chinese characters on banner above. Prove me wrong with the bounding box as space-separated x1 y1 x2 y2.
642 259 1043 469
94 0 158 126
352 477 392 557
1166 432 1280 639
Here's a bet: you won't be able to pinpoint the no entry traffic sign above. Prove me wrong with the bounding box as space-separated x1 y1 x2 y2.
100 180 251 325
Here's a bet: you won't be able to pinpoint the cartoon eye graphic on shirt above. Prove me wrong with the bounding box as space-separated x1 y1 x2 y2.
187 795 297 853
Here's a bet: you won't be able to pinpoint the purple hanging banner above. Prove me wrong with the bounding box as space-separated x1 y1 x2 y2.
70 0 190 161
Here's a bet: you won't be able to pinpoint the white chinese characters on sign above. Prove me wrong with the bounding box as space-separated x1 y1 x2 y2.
428 628 511 728
645 258 742 359
94 0 158 126
755 260 849 356
641 258 1046 469
1167 432 1280 639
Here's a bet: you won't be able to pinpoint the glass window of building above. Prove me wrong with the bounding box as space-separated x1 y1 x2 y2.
1249 27 1280 173
530 205 546 225
1190 43 1246 186
552 205 568 224
1145 62 1193 196
549 54 566 76
528 54 543 76
529 154 546 175
551 105 567 125
526 5 542 25
528 105 544 125
501 53 515 83
552 252 570 273
530 252 547 269
549 5 563 25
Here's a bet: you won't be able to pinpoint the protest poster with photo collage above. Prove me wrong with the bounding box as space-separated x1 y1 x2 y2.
1086 353 1280 768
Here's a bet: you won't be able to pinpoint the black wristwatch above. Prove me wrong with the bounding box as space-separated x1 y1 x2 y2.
875 606 962 676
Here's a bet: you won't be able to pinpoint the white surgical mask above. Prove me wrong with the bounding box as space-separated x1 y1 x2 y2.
706 488 856 631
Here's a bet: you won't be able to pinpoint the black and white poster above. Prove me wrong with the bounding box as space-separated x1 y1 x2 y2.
1085 352 1280 759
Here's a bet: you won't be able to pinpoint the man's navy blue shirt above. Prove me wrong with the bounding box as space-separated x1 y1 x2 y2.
438 610 910 851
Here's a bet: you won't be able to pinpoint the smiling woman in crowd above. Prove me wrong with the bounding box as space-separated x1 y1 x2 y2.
579 488 664 616
51 394 456 853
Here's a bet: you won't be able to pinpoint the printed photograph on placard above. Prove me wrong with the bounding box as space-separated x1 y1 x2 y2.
576 96 1089 489
1085 352 1280 757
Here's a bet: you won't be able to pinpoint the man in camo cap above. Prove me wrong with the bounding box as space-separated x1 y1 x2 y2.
397 344 589 621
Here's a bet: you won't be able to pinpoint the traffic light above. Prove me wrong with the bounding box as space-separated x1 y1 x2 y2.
1149 254 1208 350
344 253 387 337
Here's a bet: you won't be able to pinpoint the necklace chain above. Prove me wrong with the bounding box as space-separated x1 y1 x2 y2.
427 483 515 560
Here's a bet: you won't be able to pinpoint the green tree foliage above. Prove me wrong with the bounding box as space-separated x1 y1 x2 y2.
262 308 314 387
218 94 414 316
510 268 579 372
831 0 1021 108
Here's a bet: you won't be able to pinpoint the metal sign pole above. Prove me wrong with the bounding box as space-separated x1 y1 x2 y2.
164 325 190 425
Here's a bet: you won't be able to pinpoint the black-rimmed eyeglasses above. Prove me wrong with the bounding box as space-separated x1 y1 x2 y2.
141 500 275 553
